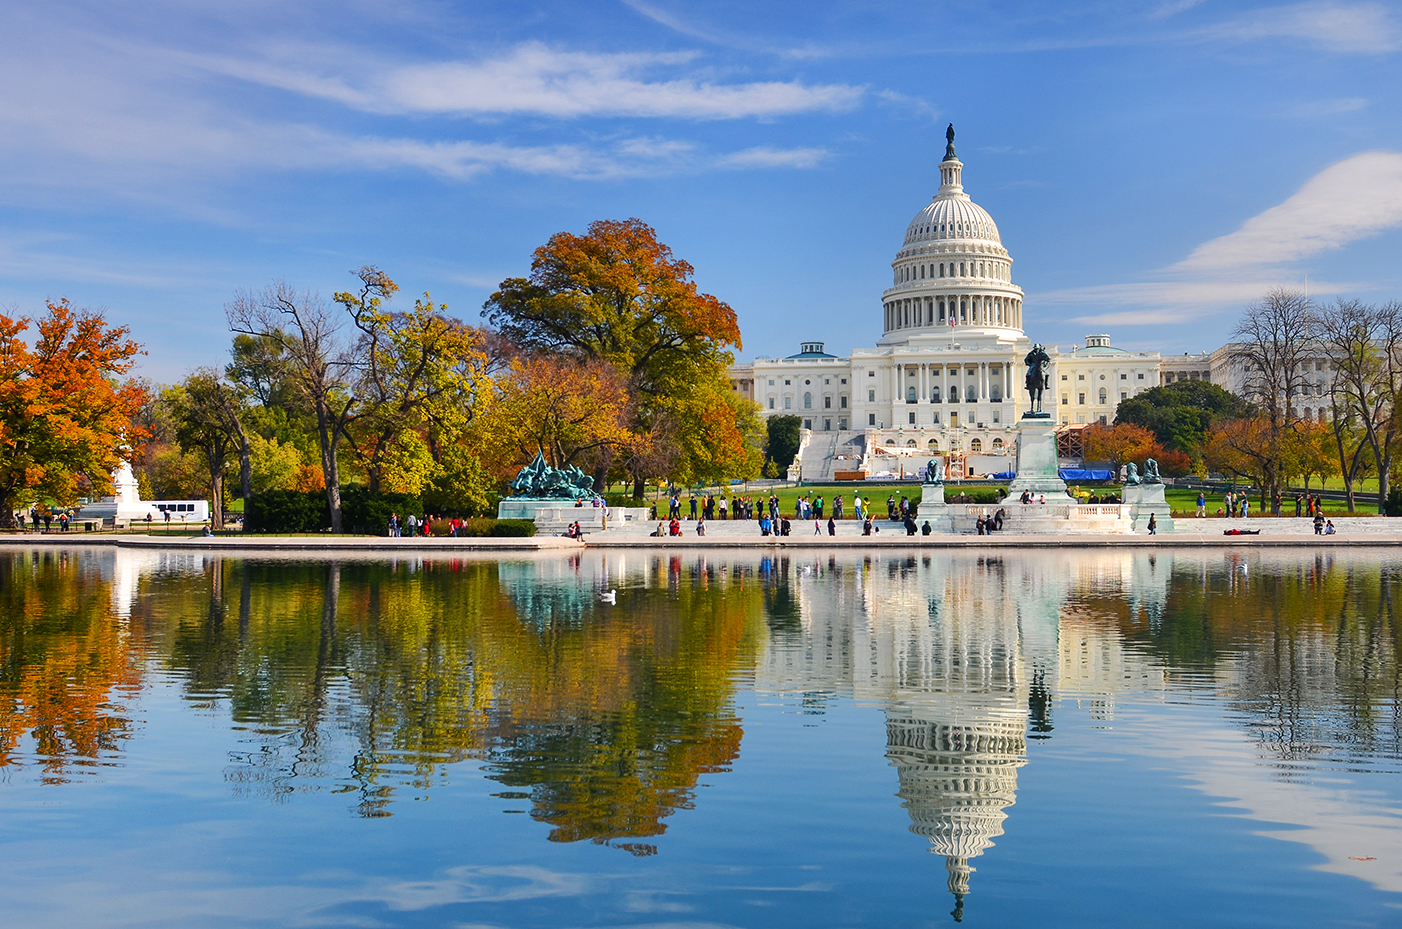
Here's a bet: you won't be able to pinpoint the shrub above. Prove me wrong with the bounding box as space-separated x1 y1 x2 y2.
243 489 328 533
942 487 1006 504
427 517 536 537
340 485 422 536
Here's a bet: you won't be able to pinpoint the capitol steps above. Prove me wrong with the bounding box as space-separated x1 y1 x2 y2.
797 431 842 483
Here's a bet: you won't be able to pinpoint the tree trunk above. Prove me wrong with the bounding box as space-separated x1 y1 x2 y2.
632 476 645 500
210 468 225 531
238 436 252 502
324 445 342 533
1378 449 1391 513
314 402 343 533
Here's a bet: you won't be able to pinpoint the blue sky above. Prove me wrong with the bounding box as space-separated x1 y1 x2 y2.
2 0 1400 380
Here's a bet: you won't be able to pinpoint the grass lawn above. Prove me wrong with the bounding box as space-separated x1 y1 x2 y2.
652 483 1017 518
1163 487 1380 517
615 481 1387 520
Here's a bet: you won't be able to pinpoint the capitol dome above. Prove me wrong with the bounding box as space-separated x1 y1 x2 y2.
903 193 1001 246
881 125 1024 339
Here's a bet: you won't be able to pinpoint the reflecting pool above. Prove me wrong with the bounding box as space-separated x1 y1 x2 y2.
1 546 1400 927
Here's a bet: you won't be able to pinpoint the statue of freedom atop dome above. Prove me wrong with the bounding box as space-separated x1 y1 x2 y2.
1023 344 1051 415
944 123 956 161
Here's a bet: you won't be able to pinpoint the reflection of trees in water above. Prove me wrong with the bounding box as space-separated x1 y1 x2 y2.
128 554 765 840
1107 555 1402 772
0 550 144 783
479 554 763 854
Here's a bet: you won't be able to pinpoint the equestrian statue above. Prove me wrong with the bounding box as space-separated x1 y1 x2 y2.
1023 344 1051 416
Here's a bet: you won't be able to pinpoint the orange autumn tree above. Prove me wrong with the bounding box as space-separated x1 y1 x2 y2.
1081 422 1157 477
0 300 147 527
483 218 761 496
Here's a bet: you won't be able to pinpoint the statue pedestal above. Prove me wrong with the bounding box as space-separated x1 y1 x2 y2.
1006 414 1071 500
498 497 585 521
915 482 954 531
1123 483 1174 533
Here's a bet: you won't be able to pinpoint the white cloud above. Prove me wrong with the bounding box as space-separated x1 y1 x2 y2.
196 42 864 121
1177 151 1402 271
1033 279 1354 326
1285 97 1369 118
1200 1 1401 53
716 146 830 169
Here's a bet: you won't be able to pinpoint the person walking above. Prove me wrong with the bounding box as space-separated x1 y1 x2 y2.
1295 493 1303 518
1196 492 1206 518
1242 496 1250 519
827 516 836 536
1148 513 1158 535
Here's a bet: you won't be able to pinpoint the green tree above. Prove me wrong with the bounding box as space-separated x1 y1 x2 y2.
335 288 490 494
765 415 802 471
228 282 360 532
169 369 247 529
1114 380 1251 453
248 434 304 493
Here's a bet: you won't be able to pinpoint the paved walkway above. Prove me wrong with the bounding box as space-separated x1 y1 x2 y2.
603 513 1396 539
4 516 1398 550
0 534 583 552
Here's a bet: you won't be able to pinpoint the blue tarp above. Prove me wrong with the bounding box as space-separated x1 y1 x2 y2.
1059 468 1114 481
990 471 1016 480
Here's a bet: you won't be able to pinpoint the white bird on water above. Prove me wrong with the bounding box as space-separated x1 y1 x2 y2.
599 589 617 604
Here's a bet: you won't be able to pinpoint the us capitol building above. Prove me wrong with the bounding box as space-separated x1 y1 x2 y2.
728 127 1167 479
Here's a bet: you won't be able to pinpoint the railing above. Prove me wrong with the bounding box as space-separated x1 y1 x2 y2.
947 504 1131 519
752 357 847 364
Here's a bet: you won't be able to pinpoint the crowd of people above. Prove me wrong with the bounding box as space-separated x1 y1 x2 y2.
14 507 75 532
386 512 471 537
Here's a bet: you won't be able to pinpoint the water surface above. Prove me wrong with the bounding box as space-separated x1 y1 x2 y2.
1 546 1400 927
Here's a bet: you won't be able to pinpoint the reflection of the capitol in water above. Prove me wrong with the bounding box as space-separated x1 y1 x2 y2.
754 551 1172 919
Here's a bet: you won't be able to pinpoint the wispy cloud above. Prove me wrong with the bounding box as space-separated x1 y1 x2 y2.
1285 97 1369 118
348 135 827 179
1177 151 1402 270
1035 151 1402 326
1036 279 1356 326
717 146 830 169
1196 1 1402 53
194 42 864 120
0 28 841 195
